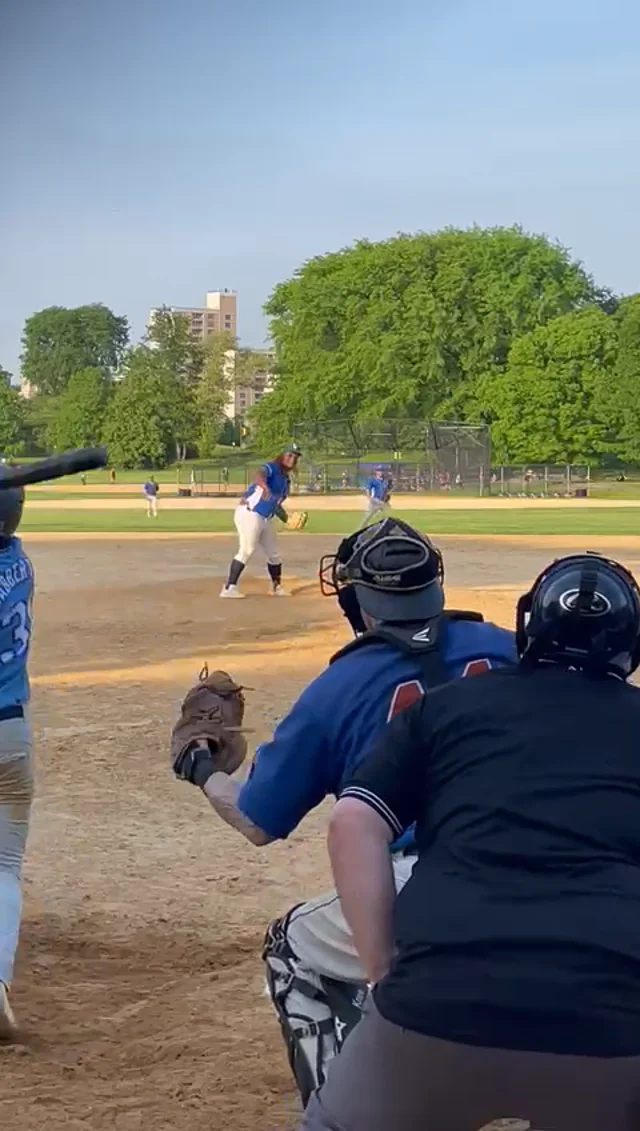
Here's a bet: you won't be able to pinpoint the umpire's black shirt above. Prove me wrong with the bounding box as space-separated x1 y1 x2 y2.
341 665 640 1056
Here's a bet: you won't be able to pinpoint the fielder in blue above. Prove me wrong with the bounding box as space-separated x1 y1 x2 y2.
172 517 516 1103
361 465 391 526
0 480 33 1040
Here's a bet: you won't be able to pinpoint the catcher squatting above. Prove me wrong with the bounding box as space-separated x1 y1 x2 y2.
172 516 517 1105
220 443 307 599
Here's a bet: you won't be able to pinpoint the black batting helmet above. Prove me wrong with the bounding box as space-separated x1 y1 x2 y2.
0 468 24 543
517 552 640 679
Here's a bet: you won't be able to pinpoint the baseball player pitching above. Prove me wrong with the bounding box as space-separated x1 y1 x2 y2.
0 478 33 1040
361 465 391 526
220 443 305 599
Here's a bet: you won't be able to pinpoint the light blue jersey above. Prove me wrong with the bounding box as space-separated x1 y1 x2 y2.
0 538 34 710
242 460 290 519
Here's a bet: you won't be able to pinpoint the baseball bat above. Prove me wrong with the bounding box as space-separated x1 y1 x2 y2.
0 447 108 489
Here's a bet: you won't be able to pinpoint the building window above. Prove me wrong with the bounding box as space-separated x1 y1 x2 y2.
224 316 232 328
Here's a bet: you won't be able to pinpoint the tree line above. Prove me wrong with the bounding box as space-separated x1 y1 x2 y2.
3 226 639 467
253 225 640 466
0 305 268 467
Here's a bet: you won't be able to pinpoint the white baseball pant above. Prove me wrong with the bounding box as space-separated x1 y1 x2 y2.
264 853 416 1097
359 497 388 528
233 505 281 566
0 716 33 988
145 495 158 517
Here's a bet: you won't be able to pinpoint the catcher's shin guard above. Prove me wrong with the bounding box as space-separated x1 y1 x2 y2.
263 910 338 1108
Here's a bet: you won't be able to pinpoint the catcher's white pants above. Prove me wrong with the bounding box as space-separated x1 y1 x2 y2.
0 716 33 987
265 853 416 1095
233 506 281 566
286 853 414 983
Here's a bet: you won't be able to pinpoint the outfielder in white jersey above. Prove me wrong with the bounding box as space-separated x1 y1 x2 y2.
220 444 302 599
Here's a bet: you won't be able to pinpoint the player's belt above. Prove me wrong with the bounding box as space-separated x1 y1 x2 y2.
0 705 24 722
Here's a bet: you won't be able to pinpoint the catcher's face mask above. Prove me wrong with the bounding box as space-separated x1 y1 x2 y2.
319 527 376 636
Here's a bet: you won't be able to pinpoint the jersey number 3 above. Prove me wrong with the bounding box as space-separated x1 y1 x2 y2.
0 600 31 666
387 659 492 721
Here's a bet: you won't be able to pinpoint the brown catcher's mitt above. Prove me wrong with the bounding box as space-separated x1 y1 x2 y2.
286 509 308 531
171 665 248 784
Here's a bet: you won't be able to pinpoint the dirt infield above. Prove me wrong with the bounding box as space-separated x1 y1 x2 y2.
5 533 640 1131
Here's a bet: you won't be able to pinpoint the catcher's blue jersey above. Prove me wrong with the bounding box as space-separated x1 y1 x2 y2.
0 537 34 709
237 619 517 840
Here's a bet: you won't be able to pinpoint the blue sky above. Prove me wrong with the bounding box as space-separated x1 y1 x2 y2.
2 0 640 377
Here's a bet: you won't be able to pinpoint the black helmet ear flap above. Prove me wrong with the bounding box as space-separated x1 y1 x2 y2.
516 588 533 657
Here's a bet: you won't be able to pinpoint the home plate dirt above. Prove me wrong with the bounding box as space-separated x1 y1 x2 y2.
3 534 639 1131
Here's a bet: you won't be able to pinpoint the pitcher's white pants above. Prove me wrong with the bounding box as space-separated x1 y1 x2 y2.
0 717 33 987
233 506 281 566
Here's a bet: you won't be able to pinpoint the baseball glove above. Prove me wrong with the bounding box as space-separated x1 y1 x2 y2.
171 665 248 787
286 509 308 531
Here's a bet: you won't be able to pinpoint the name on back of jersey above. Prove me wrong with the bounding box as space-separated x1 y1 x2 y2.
0 557 33 603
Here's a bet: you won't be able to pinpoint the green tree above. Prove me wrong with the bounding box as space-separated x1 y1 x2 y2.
609 295 640 463
475 308 619 463
21 304 129 396
255 226 600 445
47 367 112 451
0 380 26 455
103 346 197 467
194 331 235 457
0 367 12 386
146 307 205 384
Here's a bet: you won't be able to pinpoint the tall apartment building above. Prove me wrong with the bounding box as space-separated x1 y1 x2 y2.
223 349 275 420
148 290 237 341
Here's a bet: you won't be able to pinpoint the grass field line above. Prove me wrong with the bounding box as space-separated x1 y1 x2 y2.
23 493 640 511
17 505 640 537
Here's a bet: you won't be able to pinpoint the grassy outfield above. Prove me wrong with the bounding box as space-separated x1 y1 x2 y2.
18 507 640 536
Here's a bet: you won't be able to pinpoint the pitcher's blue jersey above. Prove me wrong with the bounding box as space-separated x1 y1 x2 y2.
0 537 34 709
243 461 290 519
237 619 517 839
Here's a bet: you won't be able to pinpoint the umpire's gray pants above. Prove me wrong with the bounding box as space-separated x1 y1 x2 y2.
0 717 33 987
300 997 640 1131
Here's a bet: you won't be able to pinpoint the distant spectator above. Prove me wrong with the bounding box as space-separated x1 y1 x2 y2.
80 473 87 487
341 470 349 490
221 466 230 489
455 473 463 488
143 476 159 518
109 468 116 484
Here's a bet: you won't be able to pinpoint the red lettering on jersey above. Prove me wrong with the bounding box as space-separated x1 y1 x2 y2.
461 658 492 678
387 680 425 721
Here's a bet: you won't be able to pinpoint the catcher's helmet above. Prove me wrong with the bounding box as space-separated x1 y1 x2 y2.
0 470 24 543
517 552 640 679
320 517 444 623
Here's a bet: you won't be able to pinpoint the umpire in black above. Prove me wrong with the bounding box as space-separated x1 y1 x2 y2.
300 553 640 1131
